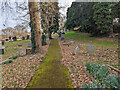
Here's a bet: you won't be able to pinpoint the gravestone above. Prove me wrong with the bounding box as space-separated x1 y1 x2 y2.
26 43 32 54
13 37 17 41
74 45 80 55
87 45 94 53
19 45 26 56
27 35 30 39
2 40 4 46
22 37 25 40
28 43 32 48
9 37 11 40
61 33 65 40
19 48 26 56
0 46 5 55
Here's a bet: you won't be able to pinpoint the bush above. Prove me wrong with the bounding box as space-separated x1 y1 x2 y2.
3 61 9 64
12 55 18 59
9 60 13 63
30 65 37 69
2 60 13 64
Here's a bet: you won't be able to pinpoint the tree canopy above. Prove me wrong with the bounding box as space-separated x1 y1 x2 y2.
65 2 120 36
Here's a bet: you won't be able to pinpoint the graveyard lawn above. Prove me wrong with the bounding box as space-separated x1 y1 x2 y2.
2 40 50 88
2 40 31 59
59 31 118 88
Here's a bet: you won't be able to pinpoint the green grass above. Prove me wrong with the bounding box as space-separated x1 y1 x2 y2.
26 39 73 88
65 31 118 48
3 40 31 59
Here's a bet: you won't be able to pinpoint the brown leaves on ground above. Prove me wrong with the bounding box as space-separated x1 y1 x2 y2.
59 39 118 88
2 40 50 88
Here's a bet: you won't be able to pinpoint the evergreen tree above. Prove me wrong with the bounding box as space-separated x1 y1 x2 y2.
93 2 113 36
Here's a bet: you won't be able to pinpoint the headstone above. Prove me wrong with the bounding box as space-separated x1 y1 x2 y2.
9 37 11 40
2 40 4 46
27 35 30 39
87 45 94 53
0 49 4 55
0 46 5 55
61 33 65 40
13 37 17 41
19 47 26 56
74 46 80 55
28 43 32 48
22 37 25 40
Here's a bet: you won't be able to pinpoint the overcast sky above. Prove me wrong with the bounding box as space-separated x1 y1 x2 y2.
0 0 75 33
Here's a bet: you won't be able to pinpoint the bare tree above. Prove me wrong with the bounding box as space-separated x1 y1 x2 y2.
39 1 60 39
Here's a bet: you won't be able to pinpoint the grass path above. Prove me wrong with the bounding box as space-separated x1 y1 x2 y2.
26 39 73 88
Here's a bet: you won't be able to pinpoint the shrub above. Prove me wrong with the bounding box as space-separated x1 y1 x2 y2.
12 55 18 59
2 60 13 64
3 61 9 64
30 65 37 69
9 60 13 63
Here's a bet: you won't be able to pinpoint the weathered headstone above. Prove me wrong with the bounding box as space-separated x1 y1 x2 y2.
28 43 32 48
61 33 65 40
13 37 17 41
74 45 80 55
9 37 11 40
22 37 25 40
87 45 94 53
19 46 26 56
0 46 5 55
2 40 4 46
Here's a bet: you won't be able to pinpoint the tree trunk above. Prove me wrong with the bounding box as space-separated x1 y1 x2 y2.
28 0 42 53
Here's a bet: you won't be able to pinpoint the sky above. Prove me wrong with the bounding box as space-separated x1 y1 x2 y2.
0 0 75 34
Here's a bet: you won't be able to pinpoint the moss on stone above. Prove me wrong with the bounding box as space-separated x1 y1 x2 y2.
26 39 74 88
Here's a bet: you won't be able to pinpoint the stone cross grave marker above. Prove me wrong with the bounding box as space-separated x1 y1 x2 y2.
87 45 94 53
